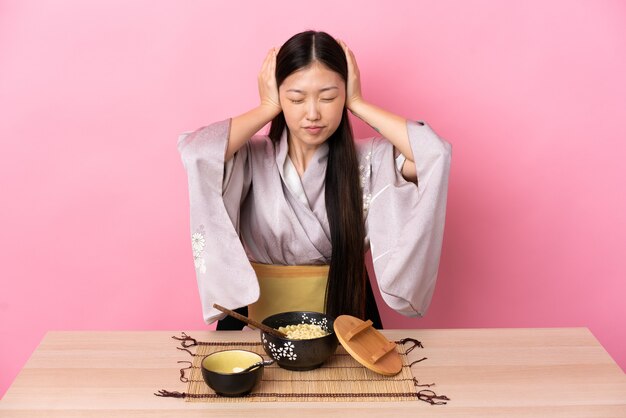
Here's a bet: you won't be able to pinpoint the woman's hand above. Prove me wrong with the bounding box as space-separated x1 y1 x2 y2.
258 48 281 115
227 48 281 161
336 39 415 172
337 39 364 110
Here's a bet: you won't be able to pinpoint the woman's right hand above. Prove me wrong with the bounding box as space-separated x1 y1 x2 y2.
258 48 281 115
226 48 281 160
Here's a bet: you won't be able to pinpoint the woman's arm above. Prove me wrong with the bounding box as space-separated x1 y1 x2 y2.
337 40 418 182
225 48 282 161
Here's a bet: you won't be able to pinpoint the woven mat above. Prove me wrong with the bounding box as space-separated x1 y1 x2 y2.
156 333 449 404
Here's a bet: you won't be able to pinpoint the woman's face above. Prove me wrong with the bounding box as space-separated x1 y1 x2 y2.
279 61 346 148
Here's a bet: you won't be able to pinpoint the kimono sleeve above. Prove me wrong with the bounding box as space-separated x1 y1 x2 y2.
177 118 259 324
366 120 452 317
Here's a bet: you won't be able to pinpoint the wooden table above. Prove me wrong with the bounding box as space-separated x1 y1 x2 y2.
1 328 625 417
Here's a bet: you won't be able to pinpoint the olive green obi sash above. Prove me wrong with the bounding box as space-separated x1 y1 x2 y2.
248 262 330 323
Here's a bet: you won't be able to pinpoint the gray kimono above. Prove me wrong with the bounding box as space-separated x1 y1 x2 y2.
178 119 451 324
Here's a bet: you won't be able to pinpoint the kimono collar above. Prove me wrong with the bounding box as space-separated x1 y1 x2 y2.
275 128 330 179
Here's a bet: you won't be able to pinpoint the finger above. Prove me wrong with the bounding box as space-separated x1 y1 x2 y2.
260 55 270 74
338 40 355 65
268 49 277 75
261 48 274 71
346 49 358 72
344 49 355 69
338 39 351 55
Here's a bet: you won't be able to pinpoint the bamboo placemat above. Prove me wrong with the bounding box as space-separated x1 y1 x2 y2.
156 333 449 404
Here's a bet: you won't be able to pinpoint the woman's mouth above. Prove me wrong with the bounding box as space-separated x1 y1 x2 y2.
304 126 323 135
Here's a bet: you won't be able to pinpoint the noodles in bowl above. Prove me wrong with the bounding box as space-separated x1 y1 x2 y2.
260 311 338 371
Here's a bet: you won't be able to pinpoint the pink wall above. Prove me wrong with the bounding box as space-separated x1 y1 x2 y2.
1 0 625 398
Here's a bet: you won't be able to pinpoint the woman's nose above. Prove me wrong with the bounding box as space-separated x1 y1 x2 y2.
306 101 321 121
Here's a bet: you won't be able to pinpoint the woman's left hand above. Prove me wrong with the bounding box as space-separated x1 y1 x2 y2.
336 38 415 170
337 39 364 110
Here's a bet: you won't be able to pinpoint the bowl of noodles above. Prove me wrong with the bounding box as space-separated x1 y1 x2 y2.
260 311 338 371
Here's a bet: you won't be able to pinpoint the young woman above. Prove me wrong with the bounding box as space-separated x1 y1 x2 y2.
178 31 451 329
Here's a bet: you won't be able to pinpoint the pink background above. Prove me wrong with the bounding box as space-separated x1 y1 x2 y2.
1 0 625 398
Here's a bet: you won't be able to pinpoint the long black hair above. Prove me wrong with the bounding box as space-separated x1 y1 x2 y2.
269 31 366 320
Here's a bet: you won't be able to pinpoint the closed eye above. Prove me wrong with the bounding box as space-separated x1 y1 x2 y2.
289 99 304 104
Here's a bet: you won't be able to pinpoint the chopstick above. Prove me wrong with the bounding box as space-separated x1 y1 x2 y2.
213 304 288 338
